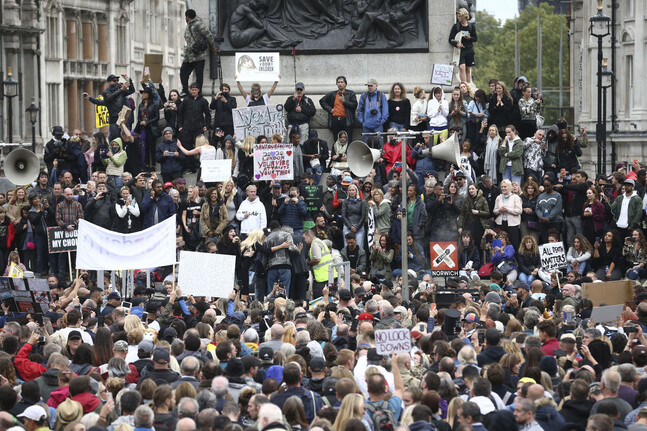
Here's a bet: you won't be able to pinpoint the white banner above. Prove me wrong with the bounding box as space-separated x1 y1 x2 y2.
375 328 412 355
233 104 285 140
76 217 177 270
178 251 236 298
201 159 233 182
253 143 293 181
539 241 566 272
235 52 280 82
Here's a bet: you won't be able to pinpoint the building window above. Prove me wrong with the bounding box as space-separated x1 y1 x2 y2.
47 16 60 58
47 83 60 127
626 55 633 113
116 23 127 64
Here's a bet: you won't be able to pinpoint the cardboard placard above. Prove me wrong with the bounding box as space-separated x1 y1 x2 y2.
47 227 78 253
539 242 566 272
233 104 285 140
590 304 624 324
430 242 458 276
430 64 454 86
301 185 322 213
253 143 293 181
0 277 51 314
201 160 233 183
95 96 110 129
375 328 412 355
582 280 634 306
144 54 164 83
235 52 280 82
177 251 236 298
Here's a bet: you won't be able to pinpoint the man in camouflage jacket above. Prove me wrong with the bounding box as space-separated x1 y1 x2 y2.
181 9 218 96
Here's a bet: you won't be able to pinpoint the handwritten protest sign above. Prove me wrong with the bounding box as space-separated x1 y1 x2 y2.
95 96 109 128
430 64 454 86
233 104 285 140
47 227 78 253
375 328 412 355
253 143 293 181
539 242 566 272
178 251 235 298
235 52 280 82
201 160 233 183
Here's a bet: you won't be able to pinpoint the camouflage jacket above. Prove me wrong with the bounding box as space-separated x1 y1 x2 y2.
183 17 216 63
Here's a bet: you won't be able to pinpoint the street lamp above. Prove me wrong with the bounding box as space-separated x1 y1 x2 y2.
589 0 611 175
2 67 19 146
600 59 614 172
26 99 40 153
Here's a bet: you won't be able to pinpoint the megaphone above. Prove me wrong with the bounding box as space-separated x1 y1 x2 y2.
347 141 382 178
4 148 39 185
429 132 461 167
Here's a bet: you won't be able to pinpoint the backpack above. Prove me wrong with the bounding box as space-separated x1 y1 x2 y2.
365 401 397 431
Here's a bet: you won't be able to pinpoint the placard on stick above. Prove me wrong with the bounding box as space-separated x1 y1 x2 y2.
144 54 164 83
178 251 236 298
375 328 412 355
539 242 566 272
47 227 78 253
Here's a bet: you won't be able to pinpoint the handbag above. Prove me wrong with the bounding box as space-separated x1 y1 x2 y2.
526 220 540 231
536 114 545 128
309 142 321 168
478 262 494 277
189 25 209 55
497 260 514 276
23 220 35 251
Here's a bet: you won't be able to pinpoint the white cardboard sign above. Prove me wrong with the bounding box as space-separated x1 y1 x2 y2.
177 251 236 298
253 143 293 181
233 104 285 140
430 64 454 86
539 242 566 272
375 328 412 355
235 52 280 82
201 159 233 182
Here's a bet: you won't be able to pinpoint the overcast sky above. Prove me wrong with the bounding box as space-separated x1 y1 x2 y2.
478 0 518 24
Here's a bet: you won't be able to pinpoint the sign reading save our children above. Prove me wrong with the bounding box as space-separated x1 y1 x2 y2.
253 143 293 181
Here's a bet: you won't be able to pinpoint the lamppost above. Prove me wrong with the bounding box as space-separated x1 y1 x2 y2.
2 67 19 146
589 0 611 175
600 59 614 170
26 99 40 153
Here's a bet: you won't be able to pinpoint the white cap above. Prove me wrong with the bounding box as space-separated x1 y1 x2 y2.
17 405 47 421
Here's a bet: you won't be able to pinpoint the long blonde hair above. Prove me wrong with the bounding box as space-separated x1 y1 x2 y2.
240 229 265 251
195 135 209 147
220 177 236 204
242 135 255 156
123 314 144 334
446 397 465 428
333 394 365 431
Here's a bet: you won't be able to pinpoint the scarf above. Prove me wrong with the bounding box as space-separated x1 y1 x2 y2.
484 136 499 181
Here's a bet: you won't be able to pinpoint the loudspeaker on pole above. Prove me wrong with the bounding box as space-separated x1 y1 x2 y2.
347 140 382 178
429 132 461 167
4 148 39 186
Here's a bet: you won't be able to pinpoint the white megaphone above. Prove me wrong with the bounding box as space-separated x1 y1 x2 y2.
347 141 382 177
429 132 461 167
4 148 40 185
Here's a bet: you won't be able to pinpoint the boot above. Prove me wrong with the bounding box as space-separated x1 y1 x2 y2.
117 105 132 126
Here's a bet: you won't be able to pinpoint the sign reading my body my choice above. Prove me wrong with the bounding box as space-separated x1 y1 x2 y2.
47 227 78 253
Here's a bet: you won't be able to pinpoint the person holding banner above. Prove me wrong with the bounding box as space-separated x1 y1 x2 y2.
140 180 176 230
236 79 279 107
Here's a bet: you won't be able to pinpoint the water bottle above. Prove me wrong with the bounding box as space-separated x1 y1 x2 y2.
543 209 549 218
605 265 609 274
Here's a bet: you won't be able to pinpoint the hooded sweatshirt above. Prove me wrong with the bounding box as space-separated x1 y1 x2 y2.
426 86 449 129
105 138 127 177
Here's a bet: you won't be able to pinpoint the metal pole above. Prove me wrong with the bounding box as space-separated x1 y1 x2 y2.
7 98 12 145
596 36 603 175
603 86 608 170
514 18 520 77
537 15 542 92
559 18 564 118
31 122 35 153
400 135 408 302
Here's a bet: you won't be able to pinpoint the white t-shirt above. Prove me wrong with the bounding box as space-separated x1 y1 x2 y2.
244 93 270 106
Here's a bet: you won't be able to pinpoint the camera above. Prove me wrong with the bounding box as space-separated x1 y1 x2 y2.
221 92 228 98
215 127 222 133
370 109 378 115
624 326 638 333
38 336 46 345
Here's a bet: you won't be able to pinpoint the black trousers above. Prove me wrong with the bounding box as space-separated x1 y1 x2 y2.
499 221 521 252
180 60 205 93
179 129 202 171
330 116 354 142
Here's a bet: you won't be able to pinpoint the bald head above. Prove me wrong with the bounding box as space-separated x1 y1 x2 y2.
562 284 576 297
359 321 373 334
381 302 394 317
176 418 196 431
527 384 546 401
271 324 284 340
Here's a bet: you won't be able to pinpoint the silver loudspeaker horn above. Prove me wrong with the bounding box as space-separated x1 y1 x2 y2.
429 132 461 167
4 148 40 185
347 141 382 178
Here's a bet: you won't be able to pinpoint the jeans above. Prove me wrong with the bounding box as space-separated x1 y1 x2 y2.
180 60 205 94
503 166 522 186
627 267 647 280
35 232 49 274
267 268 291 298
343 226 365 247
565 216 582 248
108 175 123 189
389 122 405 131
254 276 267 303
567 261 588 274
362 124 383 142
306 164 324 186
518 272 536 285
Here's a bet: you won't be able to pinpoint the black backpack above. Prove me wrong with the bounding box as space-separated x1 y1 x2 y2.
365 401 397 431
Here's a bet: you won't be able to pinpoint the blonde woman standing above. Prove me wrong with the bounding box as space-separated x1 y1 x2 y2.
177 134 216 184
409 86 428 132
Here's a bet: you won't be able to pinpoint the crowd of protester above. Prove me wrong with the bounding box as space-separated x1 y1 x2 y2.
2 7 647 431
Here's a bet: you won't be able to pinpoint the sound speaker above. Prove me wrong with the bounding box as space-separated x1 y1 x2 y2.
347 140 382 177
4 148 39 186
429 132 461 167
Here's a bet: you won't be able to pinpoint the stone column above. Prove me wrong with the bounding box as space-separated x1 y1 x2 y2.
83 81 94 133
82 22 93 60
67 19 78 59
67 80 79 131
97 23 108 62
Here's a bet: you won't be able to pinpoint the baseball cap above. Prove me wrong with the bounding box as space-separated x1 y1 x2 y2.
258 346 273 362
366 78 378 86
411 330 423 340
625 179 636 186
68 330 82 341
107 291 120 300
462 312 479 323
153 347 170 364
114 340 129 352
338 289 352 301
310 357 326 372
560 333 576 342
164 182 173 189
341 176 353 185
394 306 407 315
295 82 305 90
358 312 374 321
272 181 282 188
518 377 536 384
176 177 186 184
138 339 155 354
454 170 466 178
18 405 47 421
106 74 119 82
367 348 383 362
516 283 531 292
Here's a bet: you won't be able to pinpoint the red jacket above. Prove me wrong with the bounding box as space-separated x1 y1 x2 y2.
383 140 415 173
541 337 560 356
14 343 47 381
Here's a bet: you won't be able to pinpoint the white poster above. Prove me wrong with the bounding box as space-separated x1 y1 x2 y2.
75 217 177 270
201 160 233 182
430 64 454 86
233 104 285 140
539 241 566 272
375 328 412 355
235 52 280 82
367 206 375 249
178 251 236 298
253 143 293 181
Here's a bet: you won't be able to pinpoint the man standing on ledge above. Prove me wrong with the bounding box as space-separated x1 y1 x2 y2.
358 79 389 139
320 76 357 142
181 9 218 97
